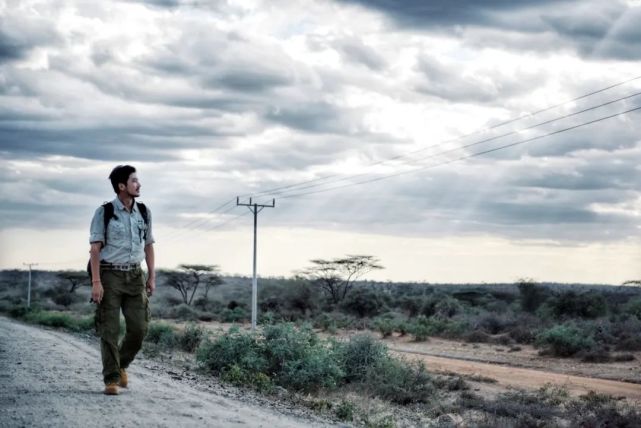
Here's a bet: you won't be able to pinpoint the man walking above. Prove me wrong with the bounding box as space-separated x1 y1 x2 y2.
89 165 155 395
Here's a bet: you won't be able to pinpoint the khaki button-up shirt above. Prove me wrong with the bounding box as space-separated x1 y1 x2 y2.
89 198 155 264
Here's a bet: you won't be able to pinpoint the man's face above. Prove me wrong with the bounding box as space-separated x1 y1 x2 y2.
119 173 141 197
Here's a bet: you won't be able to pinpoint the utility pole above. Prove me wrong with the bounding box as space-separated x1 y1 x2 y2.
236 197 275 331
23 262 38 308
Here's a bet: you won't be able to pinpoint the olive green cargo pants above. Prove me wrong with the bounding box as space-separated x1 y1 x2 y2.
95 267 150 384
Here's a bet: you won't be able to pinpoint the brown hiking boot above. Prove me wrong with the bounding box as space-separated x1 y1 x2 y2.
104 382 119 395
119 369 128 388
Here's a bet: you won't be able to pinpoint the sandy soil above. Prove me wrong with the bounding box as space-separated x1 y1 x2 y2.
385 336 641 401
0 317 339 428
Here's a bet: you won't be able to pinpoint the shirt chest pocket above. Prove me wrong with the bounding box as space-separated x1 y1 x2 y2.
107 221 126 240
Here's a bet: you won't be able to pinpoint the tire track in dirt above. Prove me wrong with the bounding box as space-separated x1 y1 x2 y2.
390 346 641 400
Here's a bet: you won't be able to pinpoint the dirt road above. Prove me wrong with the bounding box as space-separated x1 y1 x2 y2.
390 346 641 401
0 317 337 428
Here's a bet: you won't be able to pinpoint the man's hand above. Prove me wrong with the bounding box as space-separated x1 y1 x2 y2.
146 276 156 297
92 282 104 304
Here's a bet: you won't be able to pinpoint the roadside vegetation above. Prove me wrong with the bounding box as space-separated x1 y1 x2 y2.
1 266 640 426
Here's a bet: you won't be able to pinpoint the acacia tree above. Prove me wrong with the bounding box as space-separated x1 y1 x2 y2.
301 255 383 304
58 271 88 293
164 264 220 306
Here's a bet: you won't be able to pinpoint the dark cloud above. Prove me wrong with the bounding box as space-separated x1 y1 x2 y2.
203 66 291 93
336 0 560 28
0 31 27 63
0 121 235 161
0 16 60 63
338 0 641 61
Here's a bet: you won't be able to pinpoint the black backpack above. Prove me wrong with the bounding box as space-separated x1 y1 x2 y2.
87 201 149 278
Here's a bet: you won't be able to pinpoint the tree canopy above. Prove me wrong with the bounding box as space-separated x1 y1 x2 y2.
300 255 383 304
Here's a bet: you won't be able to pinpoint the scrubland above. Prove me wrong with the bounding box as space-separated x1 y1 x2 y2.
2 269 640 427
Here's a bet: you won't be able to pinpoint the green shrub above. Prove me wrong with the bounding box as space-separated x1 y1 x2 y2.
220 307 248 323
335 400 355 421
366 358 435 404
536 324 596 357
517 280 548 313
567 391 641 427
197 326 267 375
178 323 204 352
145 322 178 349
623 297 641 319
408 316 465 341
340 334 389 383
433 296 463 318
263 323 343 391
197 324 343 392
18 309 94 332
549 291 607 319
340 287 387 318
169 303 200 321
373 317 395 338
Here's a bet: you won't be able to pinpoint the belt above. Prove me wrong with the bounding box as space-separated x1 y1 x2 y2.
100 262 141 272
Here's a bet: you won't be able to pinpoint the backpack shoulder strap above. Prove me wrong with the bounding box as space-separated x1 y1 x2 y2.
137 202 149 225
102 202 115 245
136 202 149 241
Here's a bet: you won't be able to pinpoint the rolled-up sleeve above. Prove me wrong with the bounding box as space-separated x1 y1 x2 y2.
89 206 105 244
145 207 155 246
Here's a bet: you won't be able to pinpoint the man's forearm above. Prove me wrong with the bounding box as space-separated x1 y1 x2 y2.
89 244 102 283
144 244 155 279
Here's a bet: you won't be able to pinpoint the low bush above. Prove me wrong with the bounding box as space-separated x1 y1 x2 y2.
340 334 388 383
340 287 387 318
178 323 204 352
16 309 93 332
579 348 612 363
145 322 178 349
536 324 596 357
198 324 343 392
168 303 200 321
548 291 607 319
566 391 641 427
477 313 516 335
459 389 560 422
623 297 641 319
263 323 343 391
220 307 248 323
334 400 355 421
197 326 267 376
372 317 395 338
463 330 493 343
366 358 435 404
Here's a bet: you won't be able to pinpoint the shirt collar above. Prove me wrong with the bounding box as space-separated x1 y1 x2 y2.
112 197 137 213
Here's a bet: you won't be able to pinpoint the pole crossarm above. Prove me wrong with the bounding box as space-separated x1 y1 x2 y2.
236 197 276 331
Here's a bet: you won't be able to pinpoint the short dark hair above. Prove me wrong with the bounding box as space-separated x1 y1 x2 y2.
109 165 136 194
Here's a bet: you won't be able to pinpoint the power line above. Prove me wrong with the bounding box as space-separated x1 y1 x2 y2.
160 197 237 242
163 206 249 244
244 74 641 200
277 105 641 200
266 92 641 199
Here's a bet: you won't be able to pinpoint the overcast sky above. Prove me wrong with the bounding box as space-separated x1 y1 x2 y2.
1 0 640 284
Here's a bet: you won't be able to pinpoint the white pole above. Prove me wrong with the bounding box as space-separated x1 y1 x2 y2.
251 204 258 331
23 263 37 308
